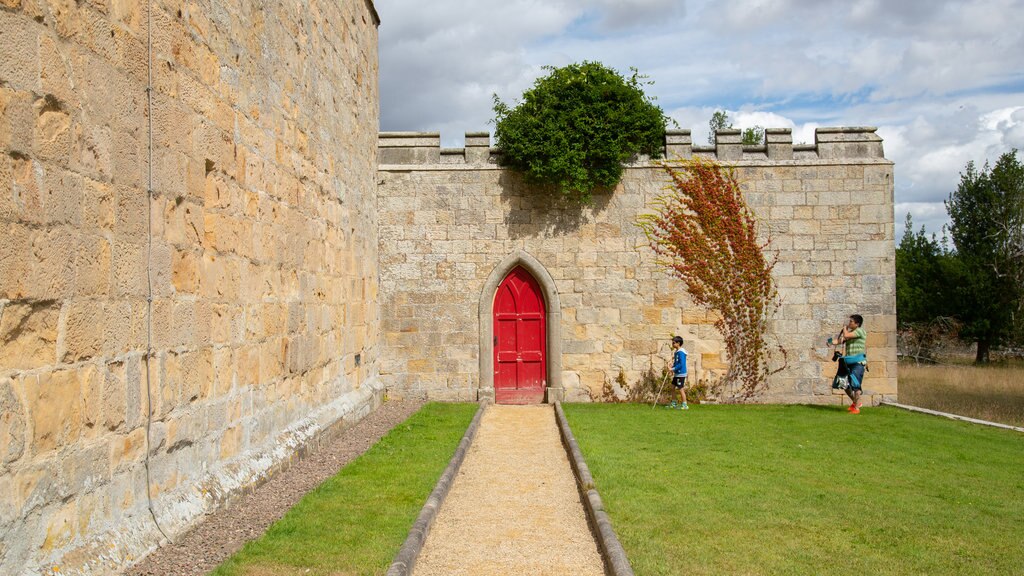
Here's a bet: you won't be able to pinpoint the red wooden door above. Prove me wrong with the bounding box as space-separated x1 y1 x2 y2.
493 267 547 404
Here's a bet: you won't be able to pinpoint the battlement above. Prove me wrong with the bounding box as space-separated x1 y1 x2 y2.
378 127 886 166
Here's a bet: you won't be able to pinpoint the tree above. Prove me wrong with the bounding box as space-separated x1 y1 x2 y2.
895 214 947 325
945 150 1024 362
707 110 764 146
492 62 671 203
707 110 731 145
741 126 765 146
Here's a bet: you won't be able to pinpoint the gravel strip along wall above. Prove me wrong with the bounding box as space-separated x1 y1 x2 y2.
386 400 488 576
555 402 635 576
127 399 425 576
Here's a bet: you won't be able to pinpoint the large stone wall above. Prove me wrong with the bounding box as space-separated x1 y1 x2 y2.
377 128 897 404
0 1 381 573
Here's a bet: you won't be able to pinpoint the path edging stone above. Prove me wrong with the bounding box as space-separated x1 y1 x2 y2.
386 400 489 576
555 402 635 576
880 401 1024 432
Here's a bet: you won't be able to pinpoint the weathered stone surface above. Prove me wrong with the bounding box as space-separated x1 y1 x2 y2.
60 299 106 362
27 369 82 455
0 377 26 470
0 10 40 93
0 0 381 573
0 300 61 371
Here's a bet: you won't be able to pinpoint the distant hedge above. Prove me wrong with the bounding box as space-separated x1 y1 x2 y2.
492 61 670 203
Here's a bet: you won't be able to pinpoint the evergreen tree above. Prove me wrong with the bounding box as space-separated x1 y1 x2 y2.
895 214 945 325
707 110 731 145
945 150 1024 362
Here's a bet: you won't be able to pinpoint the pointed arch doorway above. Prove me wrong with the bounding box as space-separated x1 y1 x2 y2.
479 250 563 404
493 267 547 404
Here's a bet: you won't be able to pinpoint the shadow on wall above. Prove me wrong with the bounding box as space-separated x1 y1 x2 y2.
498 170 614 239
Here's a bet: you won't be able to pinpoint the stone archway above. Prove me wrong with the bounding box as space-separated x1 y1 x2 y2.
479 250 563 402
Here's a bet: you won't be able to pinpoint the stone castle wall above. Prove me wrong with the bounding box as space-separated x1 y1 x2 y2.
0 1 381 573
377 128 897 404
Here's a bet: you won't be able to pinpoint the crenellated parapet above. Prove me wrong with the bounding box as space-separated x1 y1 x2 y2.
378 127 887 166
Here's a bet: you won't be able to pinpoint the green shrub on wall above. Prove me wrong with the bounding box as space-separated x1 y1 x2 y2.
492 61 671 203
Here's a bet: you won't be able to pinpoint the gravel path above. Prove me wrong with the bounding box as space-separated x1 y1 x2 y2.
126 399 425 576
413 404 605 576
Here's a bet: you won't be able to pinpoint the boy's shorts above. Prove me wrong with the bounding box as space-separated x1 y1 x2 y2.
672 376 687 389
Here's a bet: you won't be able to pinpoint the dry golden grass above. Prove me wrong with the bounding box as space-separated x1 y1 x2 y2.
898 360 1024 426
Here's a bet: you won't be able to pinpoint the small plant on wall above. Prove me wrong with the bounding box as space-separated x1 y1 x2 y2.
638 157 786 399
492 61 672 204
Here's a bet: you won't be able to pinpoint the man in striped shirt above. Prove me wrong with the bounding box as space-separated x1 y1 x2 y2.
836 314 867 413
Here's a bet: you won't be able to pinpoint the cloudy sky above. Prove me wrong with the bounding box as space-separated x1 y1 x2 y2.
376 0 1024 239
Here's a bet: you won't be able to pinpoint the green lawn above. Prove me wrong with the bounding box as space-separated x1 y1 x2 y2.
211 402 478 576
563 403 1024 576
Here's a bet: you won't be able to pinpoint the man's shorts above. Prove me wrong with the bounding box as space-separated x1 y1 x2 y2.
672 375 687 389
848 363 865 391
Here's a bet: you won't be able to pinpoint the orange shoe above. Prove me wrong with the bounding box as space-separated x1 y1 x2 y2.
850 406 860 414
847 404 856 412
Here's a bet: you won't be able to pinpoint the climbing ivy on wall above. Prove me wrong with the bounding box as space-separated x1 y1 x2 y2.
492 61 671 204
638 157 786 399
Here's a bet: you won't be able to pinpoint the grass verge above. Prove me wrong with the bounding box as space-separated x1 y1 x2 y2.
210 402 478 576
898 361 1024 427
564 403 1024 576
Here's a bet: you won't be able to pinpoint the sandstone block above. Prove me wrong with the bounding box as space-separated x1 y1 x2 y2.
41 500 78 553
38 34 78 109
125 355 144 431
60 299 105 363
24 225 75 295
211 347 234 398
102 360 126 432
110 239 147 297
114 184 147 242
81 178 114 230
78 363 102 440
74 235 111 296
28 369 82 455
259 337 285 382
0 300 61 371
157 352 181 418
181 348 212 402
0 377 26 470
40 164 85 226
0 11 40 92
859 204 892 224
110 131 143 188
172 245 199 291
34 96 72 163
219 426 241 460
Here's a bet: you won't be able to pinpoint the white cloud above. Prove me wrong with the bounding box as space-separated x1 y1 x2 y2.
376 0 1024 212
587 0 686 31
895 202 953 244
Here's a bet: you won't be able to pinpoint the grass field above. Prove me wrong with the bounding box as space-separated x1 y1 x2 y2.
898 361 1024 427
563 403 1024 576
211 402 478 576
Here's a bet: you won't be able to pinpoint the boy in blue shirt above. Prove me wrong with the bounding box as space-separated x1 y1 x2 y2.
667 336 689 410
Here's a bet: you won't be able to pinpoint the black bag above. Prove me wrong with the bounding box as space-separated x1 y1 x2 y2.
832 356 851 390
